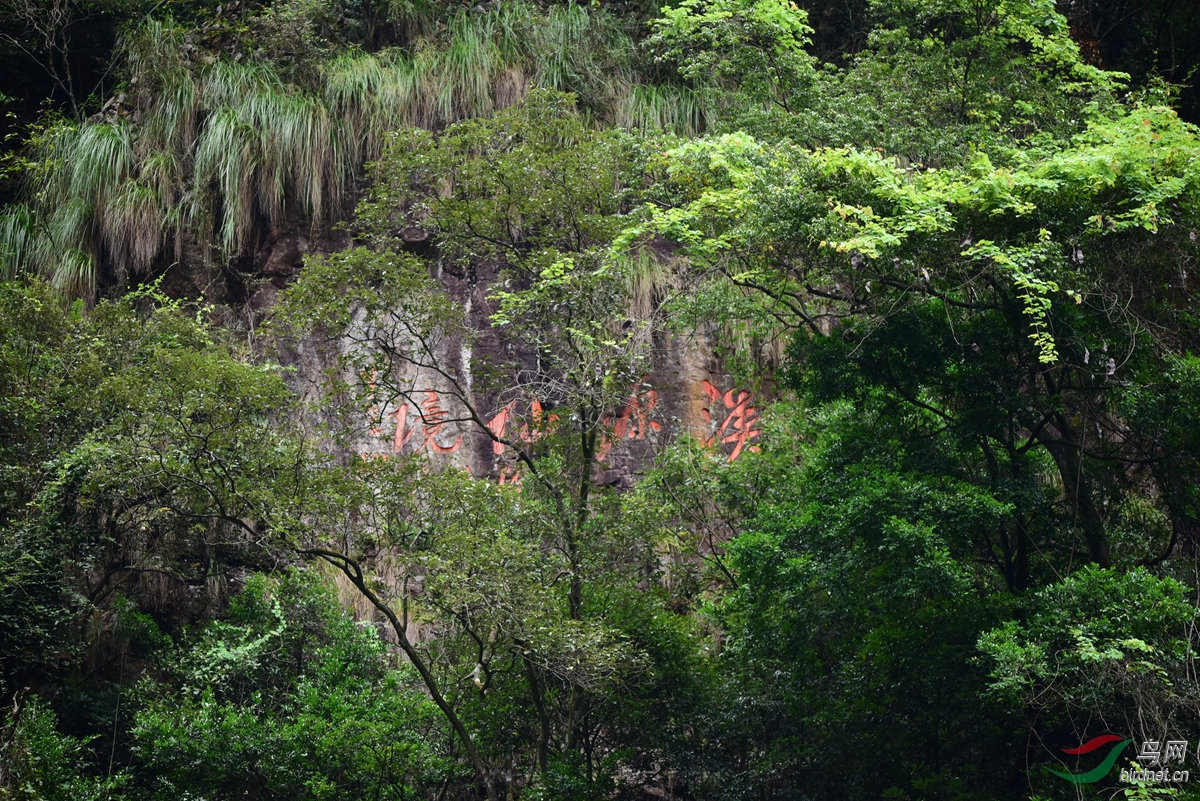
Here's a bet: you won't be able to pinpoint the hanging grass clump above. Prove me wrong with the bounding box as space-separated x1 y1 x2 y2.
1 4 708 298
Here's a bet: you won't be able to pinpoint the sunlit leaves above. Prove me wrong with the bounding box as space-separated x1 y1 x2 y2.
650 0 816 109
978 566 1199 758
629 99 1200 363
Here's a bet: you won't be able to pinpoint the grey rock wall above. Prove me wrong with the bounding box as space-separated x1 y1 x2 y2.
273 231 767 482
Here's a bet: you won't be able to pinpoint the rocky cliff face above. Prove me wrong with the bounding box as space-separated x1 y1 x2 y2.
270 226 768 485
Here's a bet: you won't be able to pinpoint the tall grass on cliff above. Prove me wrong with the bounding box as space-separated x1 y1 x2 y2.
0 6 710 297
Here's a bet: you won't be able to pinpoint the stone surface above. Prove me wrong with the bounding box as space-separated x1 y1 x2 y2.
286 267 765 484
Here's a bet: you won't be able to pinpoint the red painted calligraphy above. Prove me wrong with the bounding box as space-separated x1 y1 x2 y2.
701 379 762 461
485 401 517 455
418 392 463 453
485 398 553 486
519 398 559 443
383 391 463 455
389 404 413 453
597 386 663 462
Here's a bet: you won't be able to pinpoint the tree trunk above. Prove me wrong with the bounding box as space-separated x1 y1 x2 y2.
1038 423 1110 568
304 548 500 801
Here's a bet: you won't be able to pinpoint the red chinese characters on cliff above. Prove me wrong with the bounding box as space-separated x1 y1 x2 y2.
596 387 662 462
482 398 560 486
370 379 761 473
484 388 663 484
485 398 558 456
485 401 516 456
701 379 762 461
386 391 463 455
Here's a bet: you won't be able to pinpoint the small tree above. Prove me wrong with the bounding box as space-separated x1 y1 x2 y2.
279 91 681 798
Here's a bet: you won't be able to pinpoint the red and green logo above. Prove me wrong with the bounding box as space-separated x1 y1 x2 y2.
1047 735 1133 784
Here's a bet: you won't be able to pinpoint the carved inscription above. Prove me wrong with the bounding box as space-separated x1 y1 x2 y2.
701 379 762 461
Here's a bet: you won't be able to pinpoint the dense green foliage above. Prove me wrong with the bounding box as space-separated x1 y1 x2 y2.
3 0 1200 799
0 3 705 295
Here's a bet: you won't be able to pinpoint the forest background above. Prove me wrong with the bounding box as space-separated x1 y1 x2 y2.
3 0 1200 799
